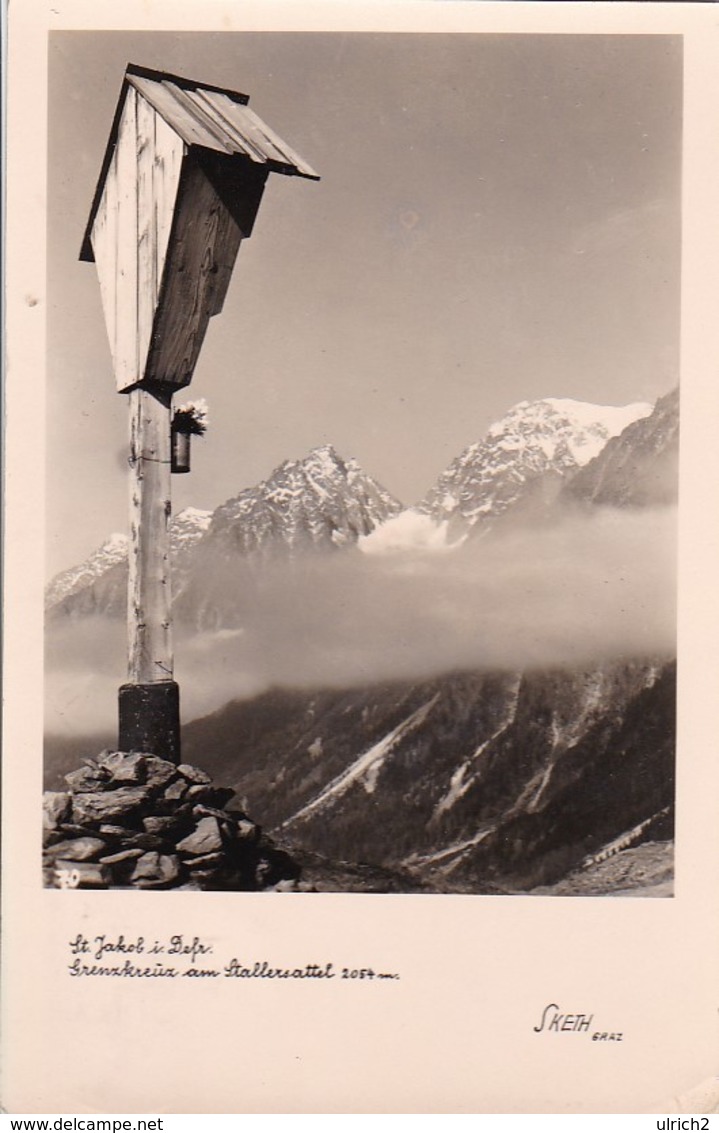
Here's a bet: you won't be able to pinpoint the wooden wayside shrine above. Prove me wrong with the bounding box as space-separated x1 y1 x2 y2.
81 64 319 762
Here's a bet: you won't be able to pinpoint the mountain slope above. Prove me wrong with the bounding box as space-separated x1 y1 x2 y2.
562 387 679 509
181 658 674 892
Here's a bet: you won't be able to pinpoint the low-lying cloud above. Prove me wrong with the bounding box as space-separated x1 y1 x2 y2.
45 506 677 737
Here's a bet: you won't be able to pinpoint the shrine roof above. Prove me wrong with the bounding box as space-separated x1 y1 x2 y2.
80 64 320 262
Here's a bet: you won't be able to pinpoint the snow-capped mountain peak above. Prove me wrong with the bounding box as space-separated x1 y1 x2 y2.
419 397 653 532
45 532 129 610
484 398 652 466
204 446 404 558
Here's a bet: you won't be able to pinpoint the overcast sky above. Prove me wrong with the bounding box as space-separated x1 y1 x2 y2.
46 31 681 577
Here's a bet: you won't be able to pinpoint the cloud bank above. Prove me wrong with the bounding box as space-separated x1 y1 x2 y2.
45 506 677 737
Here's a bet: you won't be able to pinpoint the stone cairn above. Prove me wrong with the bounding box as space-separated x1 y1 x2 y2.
43 750 311 891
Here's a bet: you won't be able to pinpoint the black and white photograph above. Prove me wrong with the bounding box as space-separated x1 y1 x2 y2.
42 29 681 897
7 0 719 1116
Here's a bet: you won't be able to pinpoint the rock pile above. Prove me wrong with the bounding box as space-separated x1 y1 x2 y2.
43 750 311 891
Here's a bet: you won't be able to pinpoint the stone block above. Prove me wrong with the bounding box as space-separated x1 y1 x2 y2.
129 852 162 881
65 766 109 793
176 816 223 856
59 823 100 838
144 756 179 790
99 848 145 866
163 779 188 802
123 832 168 851
224 797 250 817
185 785 235 807
52 861 111 888
185 852 225 870
191 803 232 822
99 824 137 839
157 854 181 884
43 792 71 830
44 837 106 862
177 763 212 785
142 816 184 837
97 751 147 783
130 852 181 887
71 786 152 825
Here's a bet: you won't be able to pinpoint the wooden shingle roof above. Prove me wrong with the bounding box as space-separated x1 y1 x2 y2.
80 64 320 262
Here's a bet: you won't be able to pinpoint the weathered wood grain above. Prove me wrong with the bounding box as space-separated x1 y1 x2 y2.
163 83 236 155
237 103 320 178
128 72 319 177
136 91 157 386
153 107 185 296
129 74 226 151
145 154 266 384
115 86 139 389
90 90 185 392
193 89 268 163
136 92 185 383
90 148 119 367
127 386 173 685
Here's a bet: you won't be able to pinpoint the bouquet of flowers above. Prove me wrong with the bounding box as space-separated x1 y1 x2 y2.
172 398 209 436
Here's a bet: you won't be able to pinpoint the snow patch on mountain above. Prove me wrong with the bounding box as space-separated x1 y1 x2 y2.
404 826 498 869
433 761 473 818
284 694 440 826
432 675 522 821
173 506 212 531
504 399 653 464
169 508 213 559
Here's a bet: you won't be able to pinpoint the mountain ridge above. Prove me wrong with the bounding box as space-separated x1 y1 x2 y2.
46 394 671 614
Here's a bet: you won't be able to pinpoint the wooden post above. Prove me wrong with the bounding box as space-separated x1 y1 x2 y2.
81 65 319 765
118 384 180 762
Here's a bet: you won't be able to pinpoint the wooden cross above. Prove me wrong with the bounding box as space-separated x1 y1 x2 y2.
81 65 319 762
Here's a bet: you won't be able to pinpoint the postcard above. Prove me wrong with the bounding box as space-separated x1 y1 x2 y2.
3 0 719 1114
